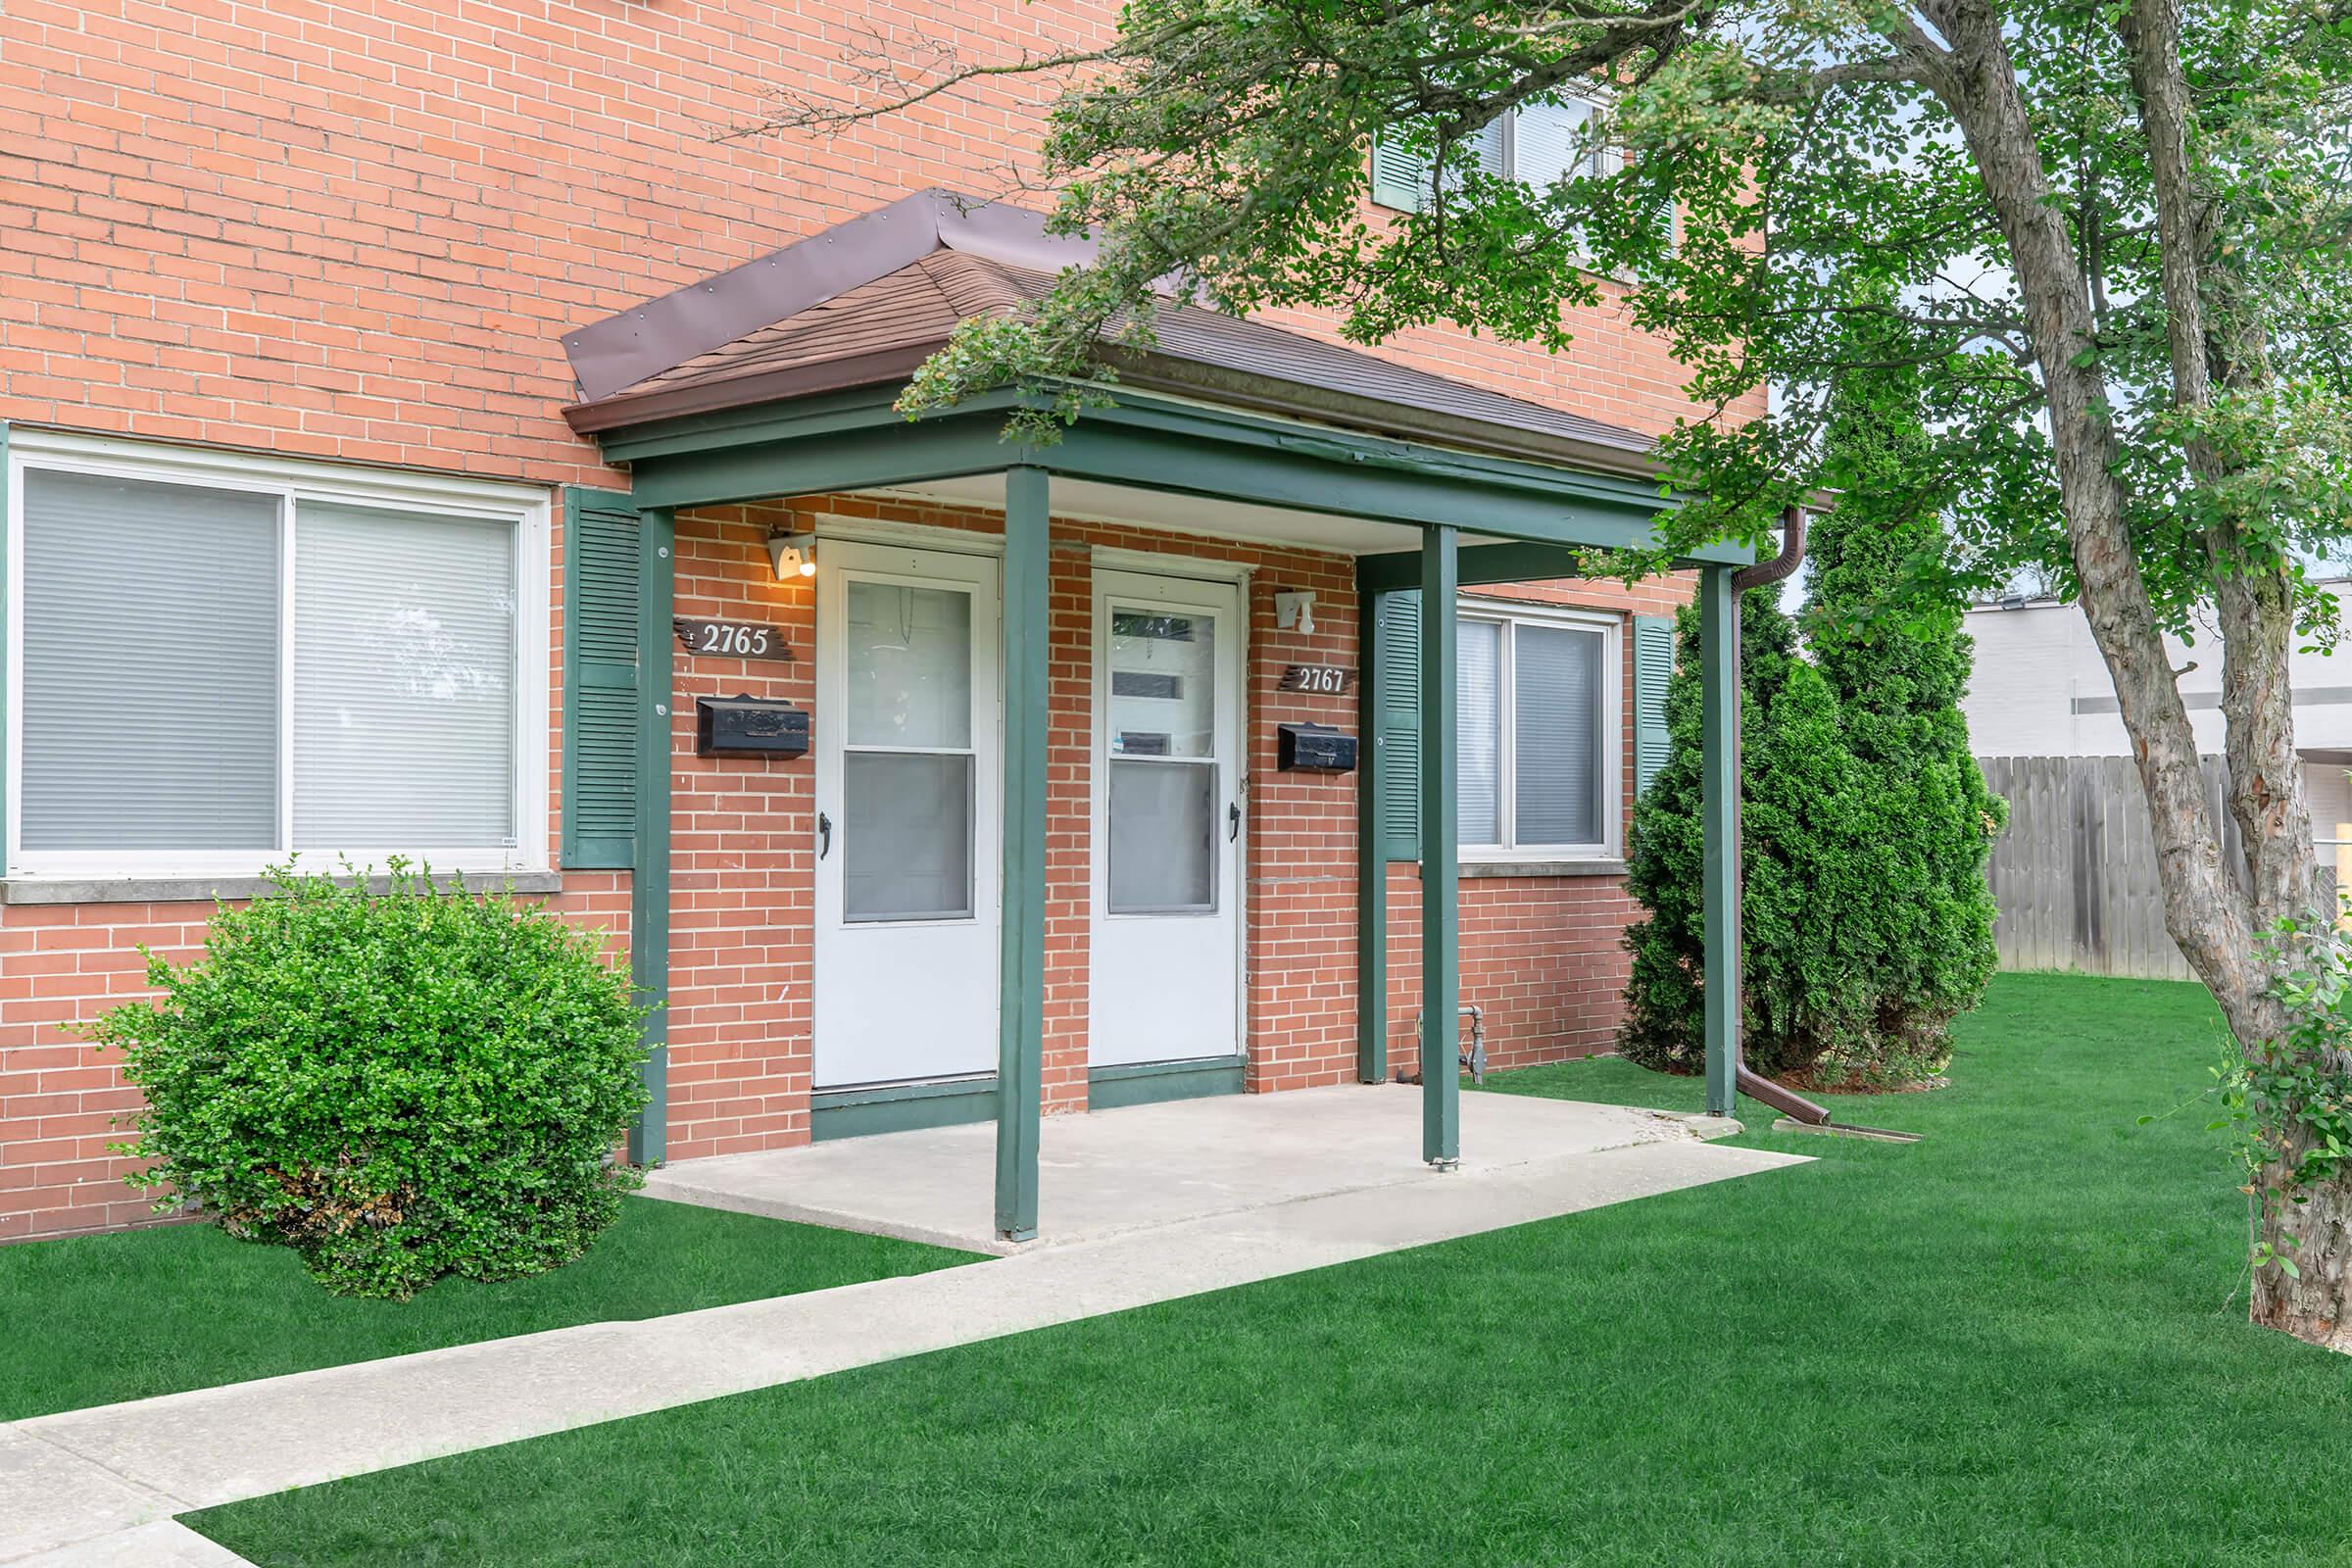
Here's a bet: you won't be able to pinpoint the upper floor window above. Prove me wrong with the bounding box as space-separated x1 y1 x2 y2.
1457 602 1620 858
5 432 550 881
1371 96 1613 213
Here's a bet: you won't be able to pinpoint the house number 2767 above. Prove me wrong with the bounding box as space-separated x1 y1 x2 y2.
1278 663 1353 694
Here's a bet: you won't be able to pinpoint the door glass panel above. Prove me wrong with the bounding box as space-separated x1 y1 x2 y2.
1457 618 1503 846
1108 609 1214 758
843 752 974 921
1109 760 1216 912
846 581 971 748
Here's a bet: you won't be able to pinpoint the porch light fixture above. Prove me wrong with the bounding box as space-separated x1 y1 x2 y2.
1274 589 1317 636
767 529 817 580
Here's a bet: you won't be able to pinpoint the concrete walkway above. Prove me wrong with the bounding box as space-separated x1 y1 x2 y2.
647 1079 1740 1252
2 1097 1804 1564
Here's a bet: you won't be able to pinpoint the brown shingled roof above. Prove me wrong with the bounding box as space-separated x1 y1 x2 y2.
561 189 1657 475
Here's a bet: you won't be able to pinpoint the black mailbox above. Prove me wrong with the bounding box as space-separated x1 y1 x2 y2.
696 695 809 759
1277 721 1357 773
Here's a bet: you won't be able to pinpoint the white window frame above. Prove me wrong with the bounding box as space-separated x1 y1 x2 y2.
1454 597 1622 863
1485 97 1619 191
4 429 552 882
1374 90 1618 214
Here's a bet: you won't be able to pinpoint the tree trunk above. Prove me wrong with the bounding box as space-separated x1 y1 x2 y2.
2121 0 2319 935
1918 0 2259 1021
2120 0 2343 1344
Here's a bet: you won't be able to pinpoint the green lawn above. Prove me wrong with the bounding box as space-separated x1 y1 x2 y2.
192 974 2352 1567
2 1196 973 1421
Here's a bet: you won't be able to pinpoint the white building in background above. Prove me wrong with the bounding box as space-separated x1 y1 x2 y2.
1963 589 2352 874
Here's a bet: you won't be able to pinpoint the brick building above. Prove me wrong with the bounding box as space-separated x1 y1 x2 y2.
0 0 1763 1241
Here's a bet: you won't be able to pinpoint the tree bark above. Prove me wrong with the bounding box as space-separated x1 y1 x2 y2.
1914 0 2260 1030
2119 0 2342 1342
2121 0 2319 938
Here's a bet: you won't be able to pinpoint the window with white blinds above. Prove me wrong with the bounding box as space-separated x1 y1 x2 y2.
1373 93 1614 211
1454 605 1618 856
7 437 547 878
293 504 518 852
20 470 281 853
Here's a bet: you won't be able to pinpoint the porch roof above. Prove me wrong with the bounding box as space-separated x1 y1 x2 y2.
558 189 1657 478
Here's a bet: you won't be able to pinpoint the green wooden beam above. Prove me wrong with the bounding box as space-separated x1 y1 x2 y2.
1699 563 1740 1119
628 506 676 1165
625 416 1026 513
592 385 1028 465
1356 586 1388 1084
609 382 1755 562
995 465 1050 1241
1355 536 1754 594
1419 526 1460 1167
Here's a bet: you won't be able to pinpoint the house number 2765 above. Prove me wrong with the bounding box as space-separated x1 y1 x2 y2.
673 617 796 662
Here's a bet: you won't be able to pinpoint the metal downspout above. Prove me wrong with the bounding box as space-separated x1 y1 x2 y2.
1723 506 1923 1144
1725 508 1835 1126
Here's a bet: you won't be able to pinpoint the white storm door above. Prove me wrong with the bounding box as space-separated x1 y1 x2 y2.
1089 569 1245 1067
811 540 1001 1089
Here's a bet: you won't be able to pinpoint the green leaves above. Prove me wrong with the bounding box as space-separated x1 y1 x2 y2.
88 860 650 1299
848 0 2352 619
1620 361 2002 1089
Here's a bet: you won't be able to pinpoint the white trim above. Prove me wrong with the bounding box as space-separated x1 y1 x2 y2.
820 514 1281 580
810 513 1004 558
1453 596 1623 863
1087 544 1254 585
810 537 1004 1087
1089 564 1250 1067
4 430 552 881
4 427 548 517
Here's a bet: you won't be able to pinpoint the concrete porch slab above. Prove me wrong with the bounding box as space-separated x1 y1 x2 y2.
645 1080 1740 1252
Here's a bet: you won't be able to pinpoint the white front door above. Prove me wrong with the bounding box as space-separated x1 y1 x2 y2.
811 539 1000 1089
1089 568 1245 1067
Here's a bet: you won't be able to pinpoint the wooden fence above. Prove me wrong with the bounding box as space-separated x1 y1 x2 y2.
1978 755 2249 979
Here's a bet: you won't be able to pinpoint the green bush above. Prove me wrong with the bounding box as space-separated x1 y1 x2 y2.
92 862 648 1298
1619 333 2004 1089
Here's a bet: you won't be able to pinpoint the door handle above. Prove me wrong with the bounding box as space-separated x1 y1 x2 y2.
1228 803 1241 843
818 810 832 860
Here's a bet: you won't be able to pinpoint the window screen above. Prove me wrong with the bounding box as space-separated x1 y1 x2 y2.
1511 98 1601 188
840 578 979 922
1457 618 1503 846
293 503 518 849
1448 612 1613 855
20 469 280 852
1514 624 1604 846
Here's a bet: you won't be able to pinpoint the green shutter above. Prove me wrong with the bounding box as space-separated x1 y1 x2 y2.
1373 589 1423 860
1371 133 1431 212
1633 612 1675 795
562 486 644 869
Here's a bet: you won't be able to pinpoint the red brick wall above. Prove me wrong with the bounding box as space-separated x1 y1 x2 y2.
0 881 632 1242
0 0 1757 487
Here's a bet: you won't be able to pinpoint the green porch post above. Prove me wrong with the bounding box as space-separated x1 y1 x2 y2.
1699 563 1740 1119
1419 526 1459 1167
629 506 676 1165
996 466 1050 1241
1355 588 1387 1084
